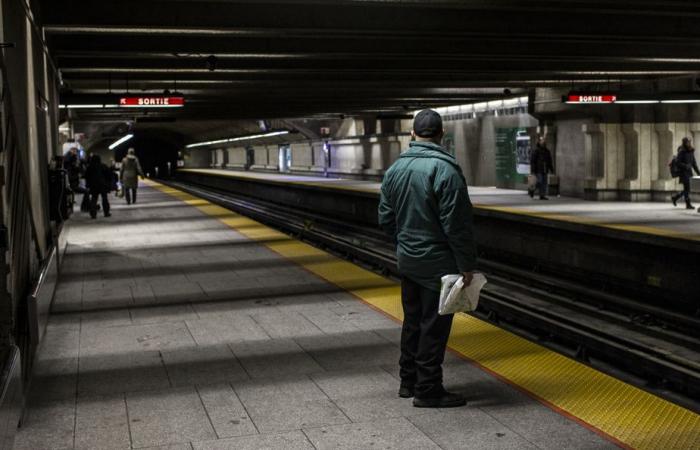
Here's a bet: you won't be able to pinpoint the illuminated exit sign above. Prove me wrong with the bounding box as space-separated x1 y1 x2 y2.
119 96 185 108
565 94 617 104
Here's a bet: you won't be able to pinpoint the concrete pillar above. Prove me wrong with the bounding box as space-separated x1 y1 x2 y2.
266 145 280 171
582 123 605 199
289 142 317 172
652 123 677 199
225 147 246 169
250 145 269 171
619 123 652 201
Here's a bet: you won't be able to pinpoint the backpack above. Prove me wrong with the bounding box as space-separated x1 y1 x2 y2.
669 156 681 178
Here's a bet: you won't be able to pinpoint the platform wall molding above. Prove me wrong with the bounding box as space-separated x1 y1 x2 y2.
583 121 693 201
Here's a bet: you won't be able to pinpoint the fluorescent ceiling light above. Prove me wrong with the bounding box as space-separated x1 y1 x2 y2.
186 130 290 148
614 100 660 104
660 99 700 104
59 104 120 109
109 134 134 150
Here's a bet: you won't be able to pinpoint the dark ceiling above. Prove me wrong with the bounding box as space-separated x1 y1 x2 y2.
39 0 700 126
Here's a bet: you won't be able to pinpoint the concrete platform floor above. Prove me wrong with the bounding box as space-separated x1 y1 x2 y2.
186 169 700 238
15 184 617 449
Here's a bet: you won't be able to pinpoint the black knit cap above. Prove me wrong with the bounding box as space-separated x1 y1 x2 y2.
413 109 443 138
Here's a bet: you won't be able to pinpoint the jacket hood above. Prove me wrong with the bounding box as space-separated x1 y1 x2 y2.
400 141 460 169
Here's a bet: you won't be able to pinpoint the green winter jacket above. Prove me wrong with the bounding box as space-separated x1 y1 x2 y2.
378 141 477 291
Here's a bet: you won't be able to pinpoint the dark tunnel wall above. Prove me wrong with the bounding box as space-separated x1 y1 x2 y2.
112 135 179 178
89 134 180 178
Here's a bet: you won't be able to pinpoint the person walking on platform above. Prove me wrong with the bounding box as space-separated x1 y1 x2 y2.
671 137 700 211
120 148 144 205
379 109 477 409
84 154 111 219
529 136 555 200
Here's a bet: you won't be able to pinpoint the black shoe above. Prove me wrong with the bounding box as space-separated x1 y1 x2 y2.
687 204 695 210
671 195 679 207
539 196 549 200
413 392 466 408
398 386 414 398
104 213 111 217
528 189 534 199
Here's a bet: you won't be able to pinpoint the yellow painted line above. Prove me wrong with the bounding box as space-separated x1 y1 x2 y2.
180 168 700 242
147 179 700 450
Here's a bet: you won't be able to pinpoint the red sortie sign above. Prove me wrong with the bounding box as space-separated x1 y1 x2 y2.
566 94 617 104
119 96 185 107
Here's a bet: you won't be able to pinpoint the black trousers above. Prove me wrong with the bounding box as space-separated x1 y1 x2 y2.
678 176 692 202
400 277 454 398
125 187 137 204
89 191 110 217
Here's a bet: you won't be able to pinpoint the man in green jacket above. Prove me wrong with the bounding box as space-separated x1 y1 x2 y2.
379 109 477 408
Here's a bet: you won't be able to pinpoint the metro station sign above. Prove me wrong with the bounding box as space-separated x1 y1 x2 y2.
565 94 617 104
118 96 185 108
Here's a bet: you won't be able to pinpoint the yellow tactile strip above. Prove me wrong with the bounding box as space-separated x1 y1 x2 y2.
148 180 700 450
180 168 700 243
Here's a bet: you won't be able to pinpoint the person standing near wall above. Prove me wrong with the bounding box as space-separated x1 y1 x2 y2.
379 109 477 408
529 136 555 200
120 148 144 205
671 137 700 211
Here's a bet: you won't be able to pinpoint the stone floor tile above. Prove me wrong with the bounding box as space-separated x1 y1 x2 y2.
80 321 196 355
230 338 323 379
28 355 78 401
80 308 133 329
81 287 134 310
331 304 400 332
295 330 399 371
303 417 440 450
332 391 437 422
74 393 130 450
310 367 398 399
234 375 329 405
139 444 193 450
185 315 269 346
243 399 349 433
408 407 539 450
161 345 248 386
131 283 157 305
130 303 199 325
13 398 75 450
197 383 257 438
78 351 171 395
39 327 81 359
233 375 350 432
193 298 277 319
150 280 206 303
185 269 239 285
50 293 82 313
126 386 217 448
45 313 82 332
250 310 324 339
296 308 360 334
480 399 619 450
266 292 342 313
192 431 314 450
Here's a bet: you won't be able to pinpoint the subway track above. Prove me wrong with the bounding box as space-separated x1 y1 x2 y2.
163 179 700 408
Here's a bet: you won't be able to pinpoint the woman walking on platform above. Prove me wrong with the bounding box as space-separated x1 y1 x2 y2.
671 137 700 211
120 148 144 205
